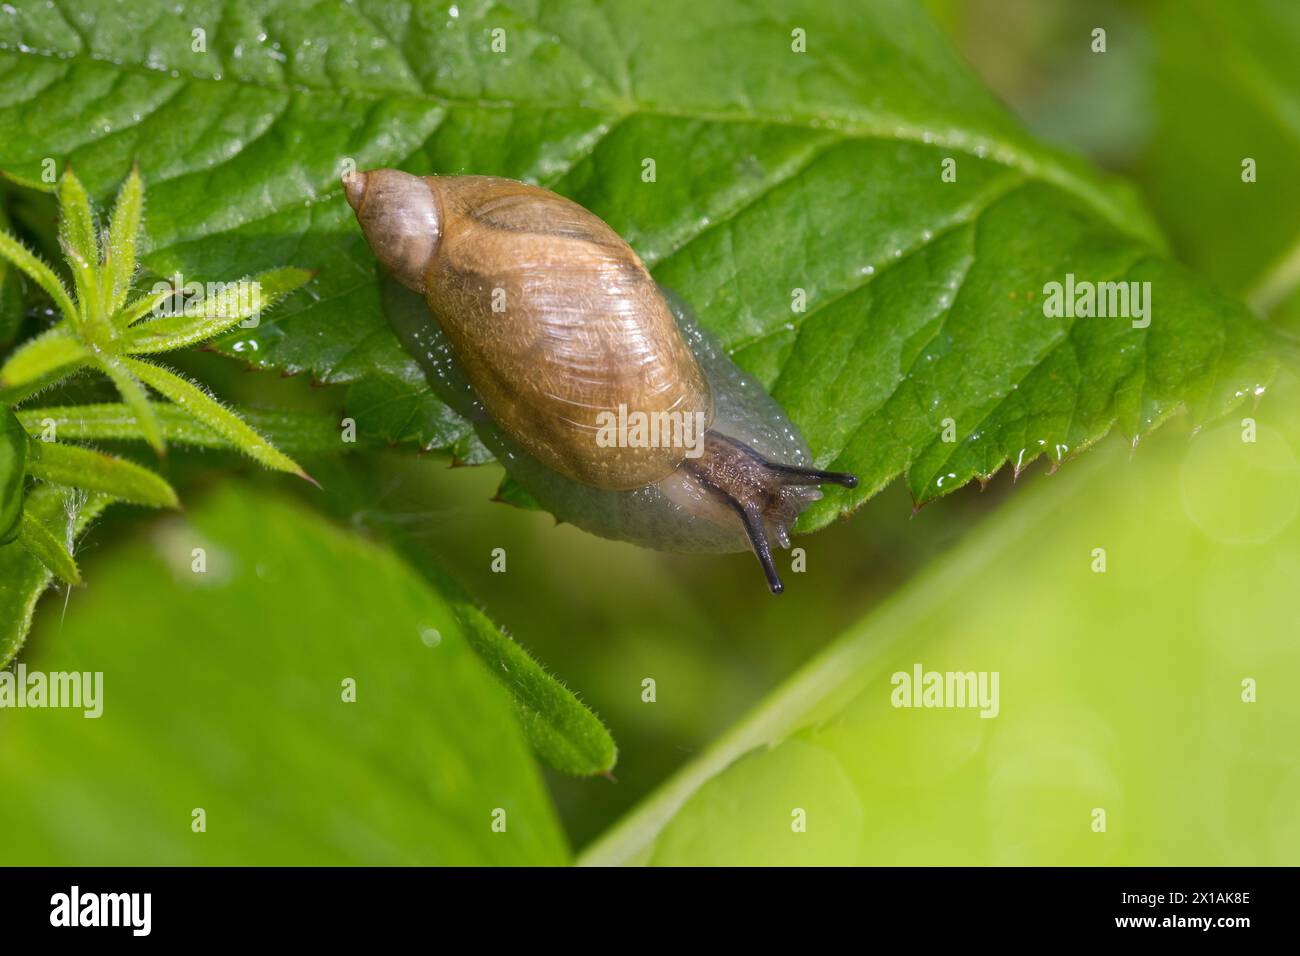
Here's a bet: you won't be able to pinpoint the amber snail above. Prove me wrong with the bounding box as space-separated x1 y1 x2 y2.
343 169 856 593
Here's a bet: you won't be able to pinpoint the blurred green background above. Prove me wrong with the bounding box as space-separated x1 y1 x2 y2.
1 0 1297 864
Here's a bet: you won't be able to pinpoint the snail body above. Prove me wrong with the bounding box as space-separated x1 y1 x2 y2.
345 169 855 592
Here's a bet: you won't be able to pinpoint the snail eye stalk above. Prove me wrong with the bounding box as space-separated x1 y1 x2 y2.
684 431 857 594
734 502 784 595
761 461 859 489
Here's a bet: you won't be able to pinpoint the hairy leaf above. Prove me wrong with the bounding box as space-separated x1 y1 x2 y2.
458 602 617 777
0 483 108 663
17 402 355 456
95 353 164 453
120 266 315 353
0 324 88 401
26 439 179 508
123 357 306 477
0 204 25 346
402 550 616 777
17 504 81 585
0 231 76 326
105 162 143 315
55 168 101 334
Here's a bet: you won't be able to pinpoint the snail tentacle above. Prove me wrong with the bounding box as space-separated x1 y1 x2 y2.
712 433 859 490
737 503 784 595
681 454 784 594
680 430 858 594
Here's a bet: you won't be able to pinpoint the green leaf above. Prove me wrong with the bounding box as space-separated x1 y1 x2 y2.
120 266 314 354
95 353 164 455
121 357 306 479
105 161 143 315
0 483 108 664
459 605 617 776
17 402 356 457
580 375 1300 864
26 439 178 508
0 403 27 540
0 204 26 347
17 503 81 585
0 0 1278 525
118 284 180 327
0 484 569 864
0 324 88 402
494 474 543 511
437 568 615 776
55 167 100 333
0 231 77 327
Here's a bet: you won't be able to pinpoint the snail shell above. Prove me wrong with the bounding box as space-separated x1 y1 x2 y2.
345 169 856 592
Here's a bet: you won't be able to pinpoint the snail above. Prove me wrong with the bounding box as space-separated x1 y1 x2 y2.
343 169 856 593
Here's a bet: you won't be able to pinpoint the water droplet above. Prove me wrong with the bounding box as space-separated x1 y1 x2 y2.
420 628 441 647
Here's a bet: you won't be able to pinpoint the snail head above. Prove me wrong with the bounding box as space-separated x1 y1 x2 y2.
679 431 857 594
342 168 442 292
